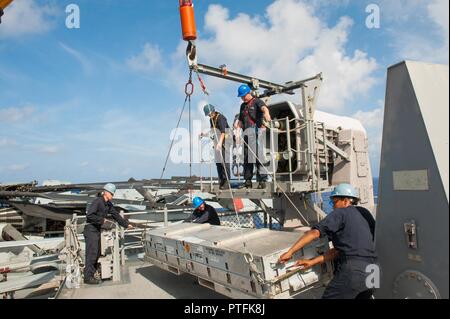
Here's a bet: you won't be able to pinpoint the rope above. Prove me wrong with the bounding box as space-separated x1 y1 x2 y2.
154 70 193 200
189 96 192 180
210 116 247 232
195 72 269 285
194 68 209 96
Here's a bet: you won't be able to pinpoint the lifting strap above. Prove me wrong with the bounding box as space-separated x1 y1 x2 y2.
243 98 258 126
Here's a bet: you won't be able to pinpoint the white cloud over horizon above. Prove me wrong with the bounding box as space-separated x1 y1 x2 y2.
353 107 384 130
193 0 379 111
39 145 62 155
0 106 35 123
126 43 164 74
0 163 29 173
0 0 58 38
353 105 385 175
0 137 17 147
427 0 449 63
380 0 449 64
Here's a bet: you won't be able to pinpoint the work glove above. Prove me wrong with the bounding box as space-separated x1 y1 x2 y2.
263 120 273 130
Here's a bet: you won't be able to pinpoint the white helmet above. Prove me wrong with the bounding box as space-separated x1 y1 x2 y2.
103 183 116 195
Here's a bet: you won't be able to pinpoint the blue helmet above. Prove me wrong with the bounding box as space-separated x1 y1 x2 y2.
237 84 251 97
193 197 205 209
330 183 359 199
203 104 216 117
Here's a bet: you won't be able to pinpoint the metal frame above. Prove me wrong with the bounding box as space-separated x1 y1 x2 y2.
193 64 327 187
188 44 358 229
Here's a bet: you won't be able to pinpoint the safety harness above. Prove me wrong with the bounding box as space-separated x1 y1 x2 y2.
211 112 230 140
242 98 259 127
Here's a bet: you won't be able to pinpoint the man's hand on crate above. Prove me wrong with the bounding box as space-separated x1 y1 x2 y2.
287 259 314 272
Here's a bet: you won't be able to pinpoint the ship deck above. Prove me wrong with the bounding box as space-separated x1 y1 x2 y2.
57 255 325 299
57 256 225 299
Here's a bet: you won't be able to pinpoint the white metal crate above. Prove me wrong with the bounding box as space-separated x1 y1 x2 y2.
144 224 333 299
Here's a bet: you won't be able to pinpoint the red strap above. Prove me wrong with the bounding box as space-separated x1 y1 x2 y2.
244 99 257 125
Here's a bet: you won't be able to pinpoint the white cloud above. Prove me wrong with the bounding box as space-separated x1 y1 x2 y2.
60 43 93 75
353 107 384 130
0 0 57 38
310 0 350 8
0 106 35 123
353 106 384 175
379 0 425 23
97 167 106 174
379 0 449 64
1 164 29 172
428 0 449 35
428 0 449 62
126 43 164 74
39 145 61 154
0 141 62 155
0 137 17 147
191 0 378 111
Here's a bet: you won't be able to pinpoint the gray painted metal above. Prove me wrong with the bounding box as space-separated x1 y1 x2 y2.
0 237 64 249
406 62 449 201
0 208 23 229
195 63 291 93
0 271 58 295
9 202 73 221
375 61 449 299
0 191 51 199
0 223 43 254
325 139 350 161
332 129 375 212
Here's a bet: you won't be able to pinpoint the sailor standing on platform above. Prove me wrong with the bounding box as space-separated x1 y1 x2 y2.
235 84 272 190
202 104 231 190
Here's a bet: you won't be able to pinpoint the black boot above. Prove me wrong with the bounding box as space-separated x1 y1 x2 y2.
257 182 266 190
84 277 101 285
239 180 253 189
94 270 102 281
219 181 230 190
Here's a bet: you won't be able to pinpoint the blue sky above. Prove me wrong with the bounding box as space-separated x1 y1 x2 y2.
0 0 448 184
